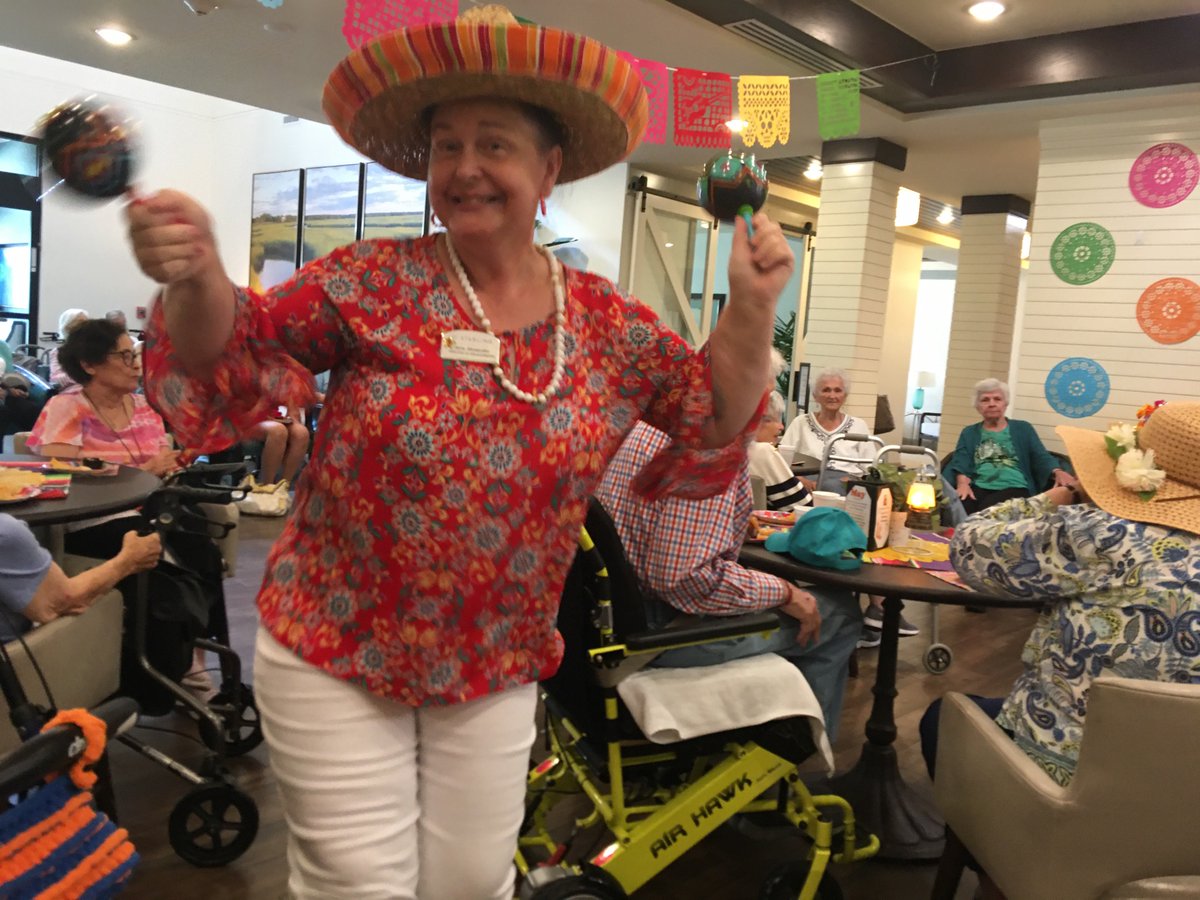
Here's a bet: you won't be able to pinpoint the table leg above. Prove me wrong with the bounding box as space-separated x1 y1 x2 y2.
828 593 945 860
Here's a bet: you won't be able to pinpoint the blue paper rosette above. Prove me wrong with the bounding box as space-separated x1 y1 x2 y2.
1044 357 1110 419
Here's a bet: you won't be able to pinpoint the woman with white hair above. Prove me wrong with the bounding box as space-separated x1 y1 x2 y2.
48 308 90 390
748 389 812 511
945 377 1075 514
780 366 875 494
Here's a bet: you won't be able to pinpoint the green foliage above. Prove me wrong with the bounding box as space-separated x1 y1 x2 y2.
773 311 796 396
874 462 945 512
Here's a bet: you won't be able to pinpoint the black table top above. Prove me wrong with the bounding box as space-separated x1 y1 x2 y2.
0 454 160 527
791 452 822 475
739 543 1040 609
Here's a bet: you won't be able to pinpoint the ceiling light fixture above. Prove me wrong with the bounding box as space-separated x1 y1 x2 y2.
95 27 134 46
937 205 955 225
725 117 749 134
968 2 1006 22
895 188 921 227
804 161 823 180
664 242 675 248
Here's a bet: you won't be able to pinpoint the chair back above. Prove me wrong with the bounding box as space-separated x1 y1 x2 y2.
542 497 650 736
0 589 123 756
749 475 767 509
12 431 31 455
874 394 895 434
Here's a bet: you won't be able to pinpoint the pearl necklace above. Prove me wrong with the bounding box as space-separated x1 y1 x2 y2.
444 234 567 405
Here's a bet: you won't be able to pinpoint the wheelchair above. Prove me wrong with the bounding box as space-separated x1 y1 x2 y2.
516 498 878 900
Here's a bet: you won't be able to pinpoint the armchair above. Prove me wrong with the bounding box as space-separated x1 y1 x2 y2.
932 676 1200 900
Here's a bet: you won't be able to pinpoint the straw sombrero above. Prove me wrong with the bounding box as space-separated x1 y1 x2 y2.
1058 402 1200 535
322 4 647 183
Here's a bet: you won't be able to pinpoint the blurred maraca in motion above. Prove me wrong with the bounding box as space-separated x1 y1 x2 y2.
697 151 768 235
38 99 135 199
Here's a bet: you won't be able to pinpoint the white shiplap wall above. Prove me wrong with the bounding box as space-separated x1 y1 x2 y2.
1014 109 1200 450
804 161 904 423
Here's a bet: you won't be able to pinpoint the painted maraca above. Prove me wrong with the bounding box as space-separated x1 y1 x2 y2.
696 151 768 235
38 99 135 199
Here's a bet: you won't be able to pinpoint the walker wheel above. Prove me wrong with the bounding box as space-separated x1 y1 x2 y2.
168 782 259 867
760 860 844 900
199 684 264 757
924 643 953 675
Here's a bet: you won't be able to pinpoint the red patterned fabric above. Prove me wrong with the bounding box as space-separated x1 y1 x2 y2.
341 0 459 50
143 236 752 707
672 68 732 149
618 52 667 145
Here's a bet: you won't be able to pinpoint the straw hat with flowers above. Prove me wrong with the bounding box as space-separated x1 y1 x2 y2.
322 4 648 183
1058 401 1200 535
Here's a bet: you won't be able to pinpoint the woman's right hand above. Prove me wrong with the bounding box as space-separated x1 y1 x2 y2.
141 447 182 477
119 531 162 574
125 190 219 285
956 475 975 501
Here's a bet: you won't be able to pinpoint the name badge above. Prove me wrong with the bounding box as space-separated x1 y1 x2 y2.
440 330 501 365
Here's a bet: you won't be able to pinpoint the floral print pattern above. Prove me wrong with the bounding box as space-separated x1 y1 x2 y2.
144 235 749 707
951 495 1200 785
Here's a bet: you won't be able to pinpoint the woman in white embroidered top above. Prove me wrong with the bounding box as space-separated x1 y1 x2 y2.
781 367 875 494
748 390 812 511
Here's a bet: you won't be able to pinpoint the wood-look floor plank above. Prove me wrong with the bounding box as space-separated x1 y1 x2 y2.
113 517 1030 899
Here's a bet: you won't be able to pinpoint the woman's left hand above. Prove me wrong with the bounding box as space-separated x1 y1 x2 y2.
1052 468 1078 488
727 213 795 313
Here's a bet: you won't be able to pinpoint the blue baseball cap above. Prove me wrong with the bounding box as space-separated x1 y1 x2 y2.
763 507 867 570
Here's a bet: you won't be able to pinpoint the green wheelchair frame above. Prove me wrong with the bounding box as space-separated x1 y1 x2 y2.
516 516 879 899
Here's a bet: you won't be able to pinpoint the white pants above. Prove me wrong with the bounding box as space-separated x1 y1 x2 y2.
255 628 538 900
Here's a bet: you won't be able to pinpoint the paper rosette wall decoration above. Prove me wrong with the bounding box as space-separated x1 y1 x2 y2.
1136 277 1200 344
672 68 732 149
618 52 667 145
1129 142 1198 209
1044 357 1110 419
738 76 789 149
342 0 458 49
1049 222 1116 286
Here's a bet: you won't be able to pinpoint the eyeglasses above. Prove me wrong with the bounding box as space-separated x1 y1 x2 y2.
108 349 139 368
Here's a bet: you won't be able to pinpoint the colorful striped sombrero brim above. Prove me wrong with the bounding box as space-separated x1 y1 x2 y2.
322 18 648 183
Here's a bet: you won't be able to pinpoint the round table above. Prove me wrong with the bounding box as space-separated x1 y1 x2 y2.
739 542 1043 861
0 454 160 527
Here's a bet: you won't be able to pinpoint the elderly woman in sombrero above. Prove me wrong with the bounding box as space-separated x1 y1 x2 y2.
919 402 1200 798
123 6 794 898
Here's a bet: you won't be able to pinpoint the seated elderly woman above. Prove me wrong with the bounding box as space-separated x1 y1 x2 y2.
921 402 1200 826
749 382 812 512
0 511 160 643
945 377 1075 514
780 367 874 494
47 307 91 391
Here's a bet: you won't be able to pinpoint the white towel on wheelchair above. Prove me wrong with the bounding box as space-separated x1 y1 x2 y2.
616 654 834 774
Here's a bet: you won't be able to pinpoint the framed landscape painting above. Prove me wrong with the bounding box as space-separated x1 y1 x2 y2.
249 169 301 291
301 164 362 264
362 162 426 241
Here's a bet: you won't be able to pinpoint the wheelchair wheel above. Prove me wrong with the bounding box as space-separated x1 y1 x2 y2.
199 684 264 757
168 781 259 867
759 860 843 900
923 643 953 675
522 867 626 899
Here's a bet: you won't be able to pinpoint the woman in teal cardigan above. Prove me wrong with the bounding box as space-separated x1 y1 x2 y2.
945 378 1076 514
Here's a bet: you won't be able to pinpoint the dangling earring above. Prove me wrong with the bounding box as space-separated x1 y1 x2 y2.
539 197 548 217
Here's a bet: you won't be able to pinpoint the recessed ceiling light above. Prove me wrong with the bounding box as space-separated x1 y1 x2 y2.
95 27 134 46
804 161 823 180
937 205 955 225
664 242 675 248
968 2 1005 22
725 117 749 134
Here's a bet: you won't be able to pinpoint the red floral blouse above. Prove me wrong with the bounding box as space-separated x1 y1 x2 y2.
144 235 749 707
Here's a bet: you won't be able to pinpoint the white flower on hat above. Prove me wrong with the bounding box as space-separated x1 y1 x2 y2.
1114 448 1167 495
1105 422 1138 454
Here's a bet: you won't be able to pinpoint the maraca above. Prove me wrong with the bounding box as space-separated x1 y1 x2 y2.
38 99 135 199
696 151 768 235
